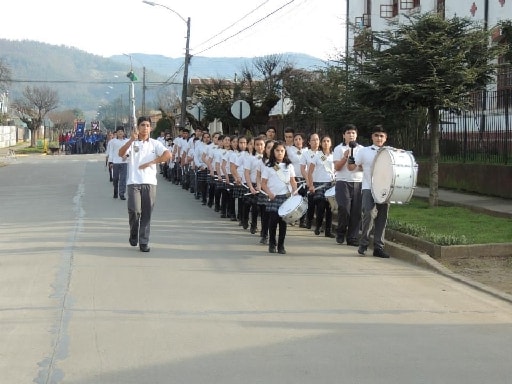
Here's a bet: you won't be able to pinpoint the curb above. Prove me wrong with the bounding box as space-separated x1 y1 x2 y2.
385 239 512 305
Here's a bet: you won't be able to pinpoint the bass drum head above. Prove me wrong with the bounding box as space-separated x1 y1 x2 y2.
371 149 394 204
371 148 418 204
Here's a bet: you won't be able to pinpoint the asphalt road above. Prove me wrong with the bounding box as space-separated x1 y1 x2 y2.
1 153 512 384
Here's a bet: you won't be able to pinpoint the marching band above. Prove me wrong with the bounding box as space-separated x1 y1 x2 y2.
111 124 417 257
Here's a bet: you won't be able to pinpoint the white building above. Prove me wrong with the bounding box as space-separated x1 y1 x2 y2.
347 0 512 92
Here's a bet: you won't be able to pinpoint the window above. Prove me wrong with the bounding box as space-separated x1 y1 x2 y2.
401 0 420 10
355 13 371 28
381 1 399 18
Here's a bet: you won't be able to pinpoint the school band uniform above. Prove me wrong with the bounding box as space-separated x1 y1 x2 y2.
261 162 297 254
308 150 335 237
244 151 264 235
107 135 129 199
256 155 270 244
287 144 307 226
230 149 249 227
300 148 320 229
333 142 363 246
194 139 209 204
204 141 218 208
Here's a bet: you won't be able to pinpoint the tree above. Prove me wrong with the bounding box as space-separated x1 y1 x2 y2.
0 58 12 125
352 13 503 206
11 86 59 147
0 58 11 92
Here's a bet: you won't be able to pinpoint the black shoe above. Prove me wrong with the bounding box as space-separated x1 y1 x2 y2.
277 246 286 254
139 244 150 252
129 238 137 247
220 213 226 218
336 235 345 244
230 216 238 222
269 245 277 253
358 246 367 256
113 194 118 199
214 206 220 212
202 201 207 205
120 195 126 200
250 226 257 234
305 222 312 229
259 237 268 245
373 248 390 258
346 239 359 247
207 202 213 208
314 228 320 236
325 232 335 238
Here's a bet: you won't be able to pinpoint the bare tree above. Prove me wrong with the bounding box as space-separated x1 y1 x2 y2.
11 86 59 147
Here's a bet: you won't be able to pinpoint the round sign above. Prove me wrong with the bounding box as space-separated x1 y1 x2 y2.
231 100 250 120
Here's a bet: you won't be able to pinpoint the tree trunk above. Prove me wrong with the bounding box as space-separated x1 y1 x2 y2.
30 127 36 148
428 106 439 207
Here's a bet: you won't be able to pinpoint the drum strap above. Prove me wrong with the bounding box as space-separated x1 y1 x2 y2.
275 165 291 191
320 154 335 181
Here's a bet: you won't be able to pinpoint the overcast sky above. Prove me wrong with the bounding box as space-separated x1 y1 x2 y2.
2 0 346 60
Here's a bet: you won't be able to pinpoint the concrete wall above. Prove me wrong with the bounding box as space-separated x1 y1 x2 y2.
417 161 512 199
0 126 16 148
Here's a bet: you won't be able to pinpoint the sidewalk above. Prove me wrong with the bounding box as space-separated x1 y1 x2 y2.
413 186 512 219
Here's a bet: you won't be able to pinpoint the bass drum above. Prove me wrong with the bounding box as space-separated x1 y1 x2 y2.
371 147 418 204
325 186 338 215
278 195 308 225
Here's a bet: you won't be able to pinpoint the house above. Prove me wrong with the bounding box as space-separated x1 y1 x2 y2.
347 0 512 93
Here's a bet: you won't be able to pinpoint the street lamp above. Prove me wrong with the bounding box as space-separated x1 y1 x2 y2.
142 0 190 128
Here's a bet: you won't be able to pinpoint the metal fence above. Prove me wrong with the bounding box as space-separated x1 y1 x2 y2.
414 89 511 165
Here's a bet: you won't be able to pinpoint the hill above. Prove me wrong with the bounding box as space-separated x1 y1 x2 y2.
0 39 327 119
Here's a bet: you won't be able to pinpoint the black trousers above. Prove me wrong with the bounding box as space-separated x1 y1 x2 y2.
268 211 287 247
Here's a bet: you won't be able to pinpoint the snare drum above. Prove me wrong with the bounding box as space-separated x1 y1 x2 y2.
371 147 418 204
325 186 338 215
278 195 308 224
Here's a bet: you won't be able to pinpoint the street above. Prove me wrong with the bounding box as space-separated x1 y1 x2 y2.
1 153 512 384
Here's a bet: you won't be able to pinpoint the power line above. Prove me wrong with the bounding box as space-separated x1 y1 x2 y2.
194 0 296 56
193 0 270 51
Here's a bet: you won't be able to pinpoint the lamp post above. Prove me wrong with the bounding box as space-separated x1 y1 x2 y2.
142 0 190 128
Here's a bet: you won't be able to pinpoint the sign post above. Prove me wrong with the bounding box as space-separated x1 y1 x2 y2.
230 100 250 132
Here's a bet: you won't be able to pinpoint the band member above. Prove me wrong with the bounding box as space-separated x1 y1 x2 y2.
256 140 275 244
118 116 171 252
204 132 220 208
107 126 130 199
225 135 239 220
244 136 266 235
196 132 211 205
230 136 249 227
333 124 363 246
348 125 391 258
307 134 335 238
284 127 295 148
215 135 231 218
287 132 307 226
261 141 298 254
301 132 320 229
